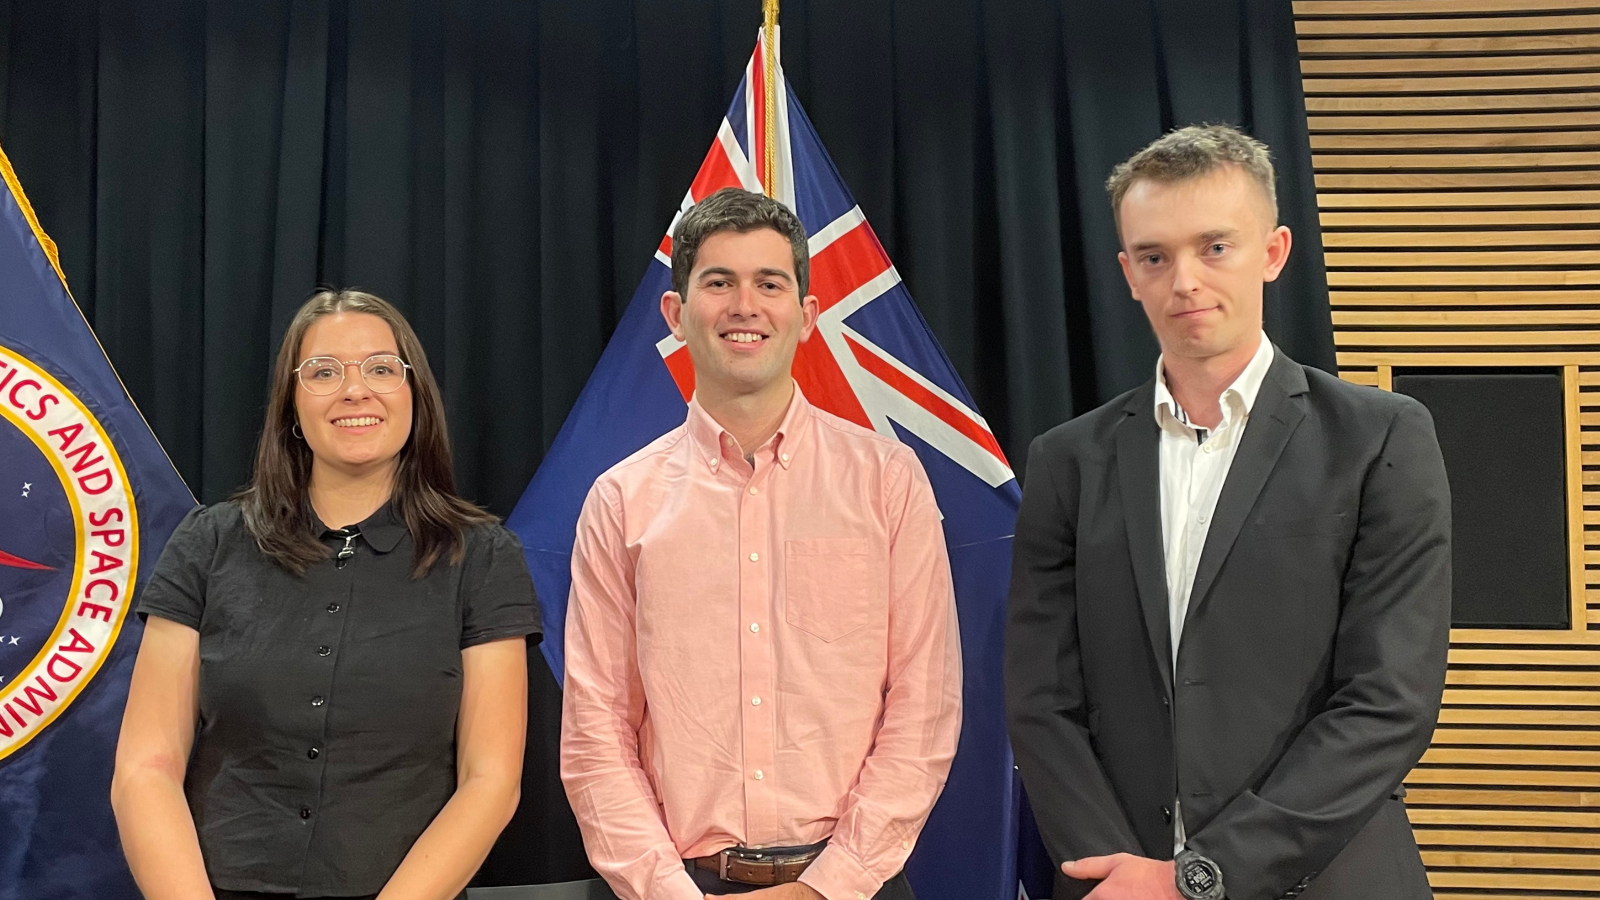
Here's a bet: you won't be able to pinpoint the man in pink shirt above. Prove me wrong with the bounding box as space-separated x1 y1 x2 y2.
560 187 962 900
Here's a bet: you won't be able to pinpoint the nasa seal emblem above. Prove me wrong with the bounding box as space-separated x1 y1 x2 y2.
0 343 138 760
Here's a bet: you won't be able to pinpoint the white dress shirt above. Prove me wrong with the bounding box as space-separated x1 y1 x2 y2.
1153 332 1274 850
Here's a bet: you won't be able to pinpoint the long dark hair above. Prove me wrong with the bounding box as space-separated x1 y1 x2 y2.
236 289 494 577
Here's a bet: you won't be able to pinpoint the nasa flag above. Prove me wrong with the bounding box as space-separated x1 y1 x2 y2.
0 146 194 900
507 31 1027 900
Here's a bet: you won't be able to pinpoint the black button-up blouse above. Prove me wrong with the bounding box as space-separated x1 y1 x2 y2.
136 500 541 896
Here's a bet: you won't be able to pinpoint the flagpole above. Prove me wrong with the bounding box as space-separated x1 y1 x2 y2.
762 0 779 199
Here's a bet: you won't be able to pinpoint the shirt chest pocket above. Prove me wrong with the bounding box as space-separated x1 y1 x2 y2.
784 538 872 642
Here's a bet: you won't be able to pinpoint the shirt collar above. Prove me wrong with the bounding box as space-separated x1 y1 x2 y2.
685 381 812 471
1153 331 1275 427
316 499 408 554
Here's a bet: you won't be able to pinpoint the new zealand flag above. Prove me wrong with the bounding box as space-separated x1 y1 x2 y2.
0 145 194 899
507 31 1030 900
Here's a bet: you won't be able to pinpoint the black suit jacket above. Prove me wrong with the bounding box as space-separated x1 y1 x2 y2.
1005 348 1451 900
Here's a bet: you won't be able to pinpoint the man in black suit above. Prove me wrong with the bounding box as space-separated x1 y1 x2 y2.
1005 124 1451 900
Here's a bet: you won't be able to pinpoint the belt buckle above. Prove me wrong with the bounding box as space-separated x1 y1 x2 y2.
719 846 768 882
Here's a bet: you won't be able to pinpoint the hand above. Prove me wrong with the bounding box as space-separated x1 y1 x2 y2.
1061 853 1182 900
708 883 827 900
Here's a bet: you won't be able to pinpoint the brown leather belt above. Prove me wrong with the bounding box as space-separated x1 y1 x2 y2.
691 844 824 886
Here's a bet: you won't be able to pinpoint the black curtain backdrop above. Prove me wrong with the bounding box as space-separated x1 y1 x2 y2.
0 0 1332 887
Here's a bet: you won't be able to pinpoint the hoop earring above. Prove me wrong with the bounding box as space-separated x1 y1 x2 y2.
292 423 304 440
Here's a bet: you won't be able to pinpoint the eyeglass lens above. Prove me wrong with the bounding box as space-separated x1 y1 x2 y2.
298 356 408 394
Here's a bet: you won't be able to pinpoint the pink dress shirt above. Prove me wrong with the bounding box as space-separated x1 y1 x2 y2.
560 386 962 900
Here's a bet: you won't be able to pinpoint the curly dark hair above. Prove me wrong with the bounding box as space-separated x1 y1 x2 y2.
670 187 810 299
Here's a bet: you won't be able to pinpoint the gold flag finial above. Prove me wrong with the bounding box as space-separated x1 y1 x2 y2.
761 0 779 199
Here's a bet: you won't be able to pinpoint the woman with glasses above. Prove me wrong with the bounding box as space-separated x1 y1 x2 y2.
112 289 540 900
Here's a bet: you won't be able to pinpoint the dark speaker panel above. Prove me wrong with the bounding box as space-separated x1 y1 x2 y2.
1393 368 1569 630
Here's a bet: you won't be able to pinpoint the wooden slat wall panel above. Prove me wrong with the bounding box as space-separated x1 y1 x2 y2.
1293 1 1600 894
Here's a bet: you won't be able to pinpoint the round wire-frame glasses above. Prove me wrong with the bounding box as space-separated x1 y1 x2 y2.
295 354 412 395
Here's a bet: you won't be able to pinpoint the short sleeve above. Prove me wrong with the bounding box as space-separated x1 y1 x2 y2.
134 503 217 630
460 525 543 649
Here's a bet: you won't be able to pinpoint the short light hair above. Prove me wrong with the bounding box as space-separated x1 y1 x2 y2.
671 187 810 299
1106 124 1278 233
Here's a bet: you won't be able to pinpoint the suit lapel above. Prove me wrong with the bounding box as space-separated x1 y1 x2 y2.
1182 352 1309 632
1115 385 1175 694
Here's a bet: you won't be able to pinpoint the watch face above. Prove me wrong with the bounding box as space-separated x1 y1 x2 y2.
1183 860 1217 895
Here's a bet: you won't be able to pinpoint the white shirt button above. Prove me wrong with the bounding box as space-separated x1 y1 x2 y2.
749 486 758 495
754 769 764 780
750 622 760 633
749 552 760 562
751 696 762 706
1203 444 1215 454
1197 514 1208 525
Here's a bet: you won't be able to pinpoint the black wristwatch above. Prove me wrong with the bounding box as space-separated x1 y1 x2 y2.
1174 850 1225 900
